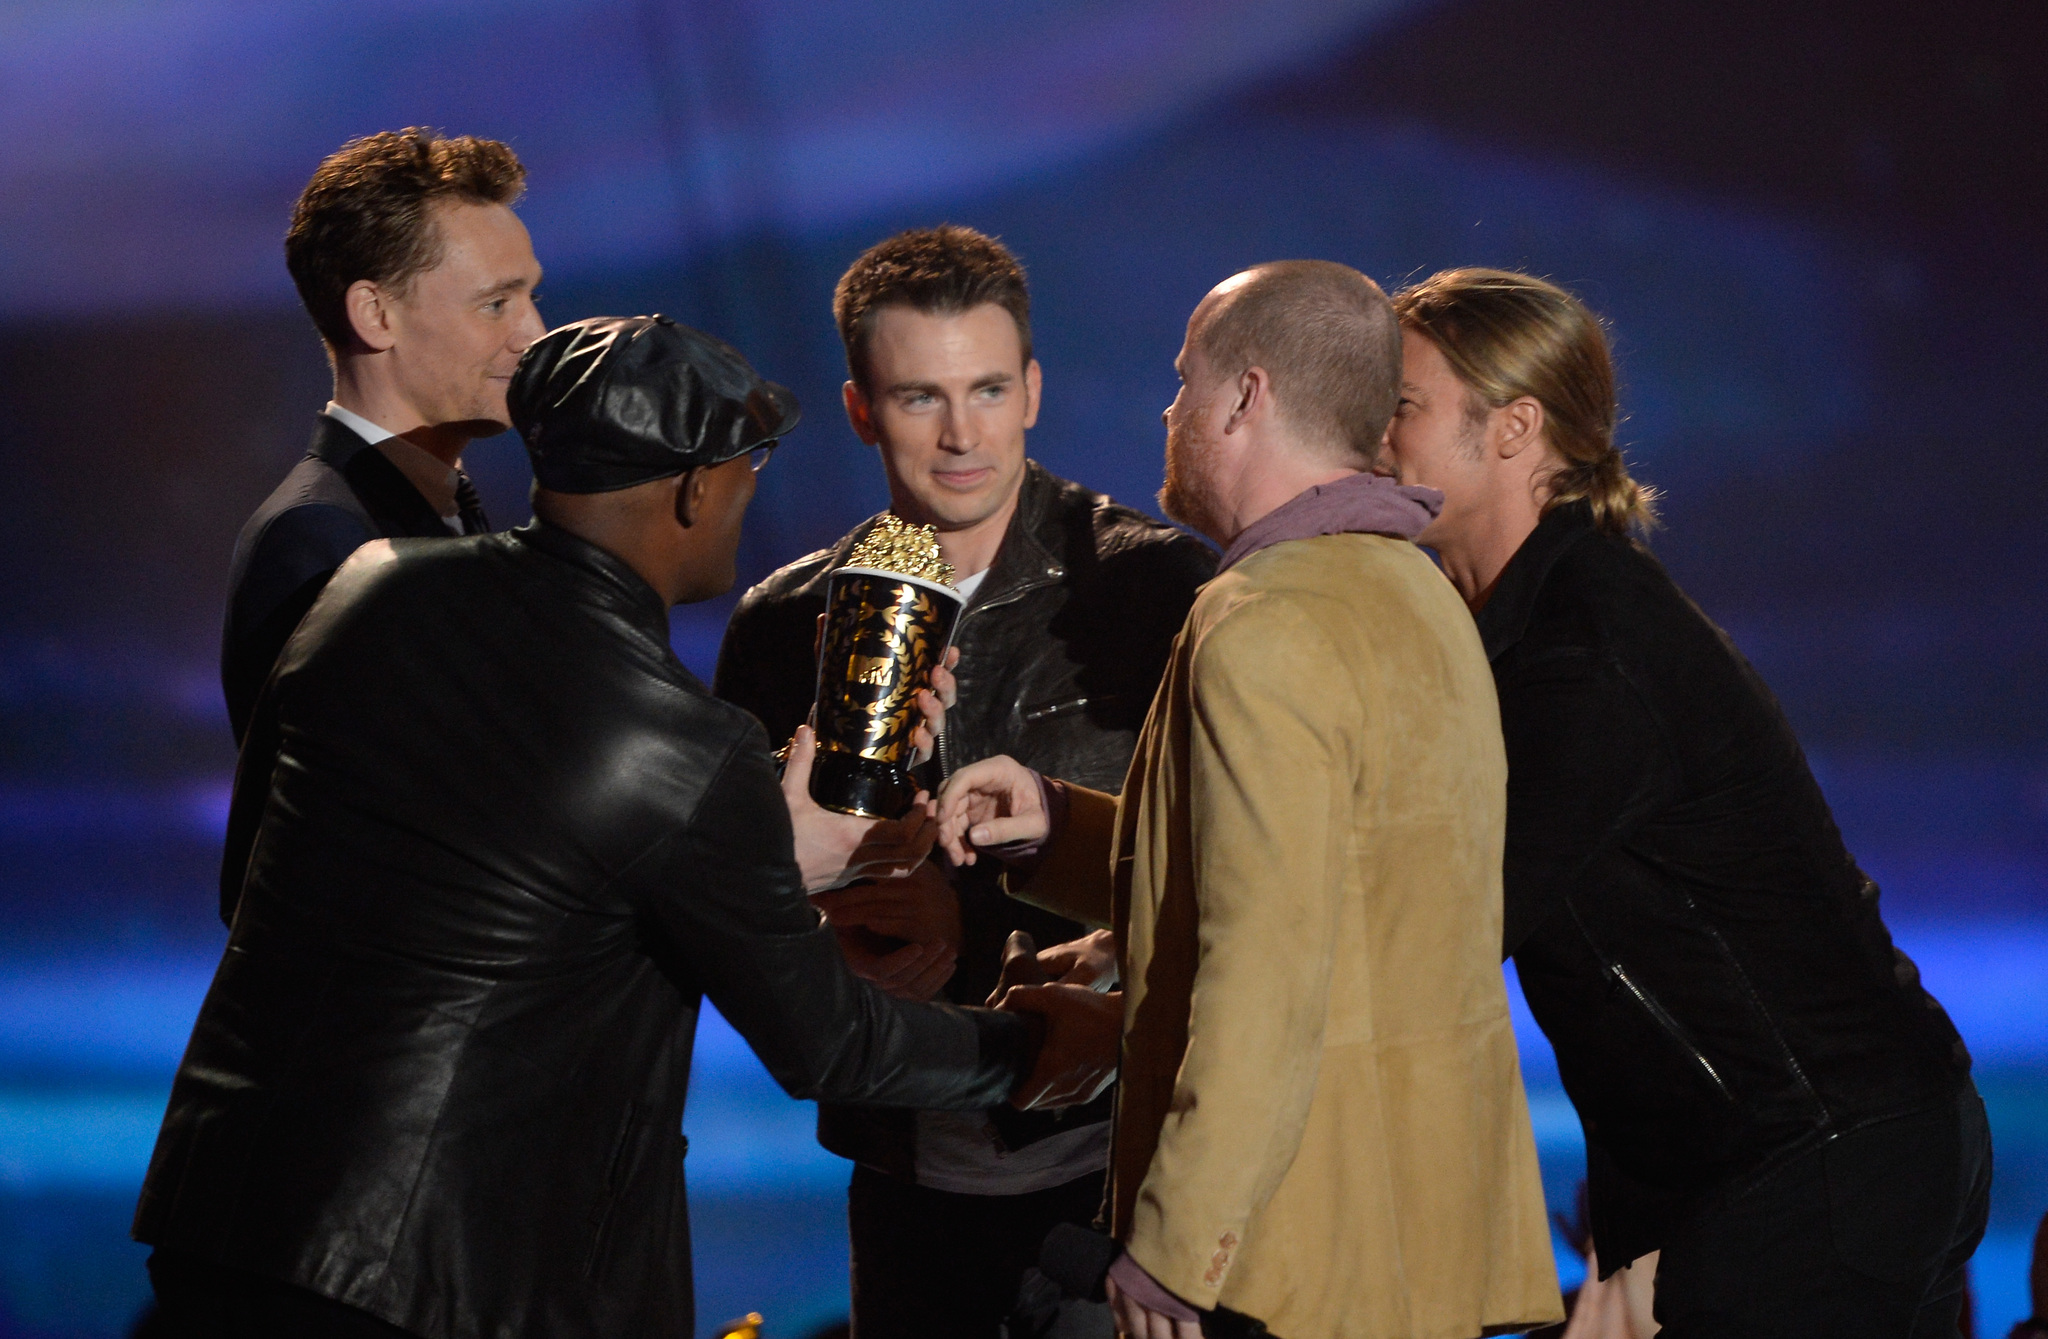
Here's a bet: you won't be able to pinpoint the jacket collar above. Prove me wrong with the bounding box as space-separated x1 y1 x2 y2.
510 519 674 640
307 413 451 539
307 411 375 466
965 461 1067 614
1473 499 1600 663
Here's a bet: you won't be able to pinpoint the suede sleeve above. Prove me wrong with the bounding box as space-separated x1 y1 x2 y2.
1122 592 1358 1308
1001 781 1119 929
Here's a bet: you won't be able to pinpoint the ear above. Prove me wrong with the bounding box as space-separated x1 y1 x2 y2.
343 279 399 353
1021 358 1044 431
1492 396 1546 461
1223 366 1269 435
672 468 708 528
842 380 880 446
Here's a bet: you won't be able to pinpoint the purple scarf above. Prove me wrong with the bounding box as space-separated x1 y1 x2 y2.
1217 472 1443 573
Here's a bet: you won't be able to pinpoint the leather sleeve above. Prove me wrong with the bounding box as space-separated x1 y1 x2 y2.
1498 647 1680 959
658 728 1032 1110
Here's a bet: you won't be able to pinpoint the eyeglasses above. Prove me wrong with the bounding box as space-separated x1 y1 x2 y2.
747 443 777 473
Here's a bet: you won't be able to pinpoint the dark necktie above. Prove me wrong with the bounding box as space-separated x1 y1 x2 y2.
454 469 491 535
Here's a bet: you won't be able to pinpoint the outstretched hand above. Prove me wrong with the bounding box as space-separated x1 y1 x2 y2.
812 860 963 1002
781 725 937 892
934 755 1048 865
828 931 957 1002
998 982 1122 1110
985 930 1049 1006
1037 928 1120 992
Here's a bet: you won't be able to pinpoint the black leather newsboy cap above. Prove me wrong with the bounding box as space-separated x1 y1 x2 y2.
509 315 801 494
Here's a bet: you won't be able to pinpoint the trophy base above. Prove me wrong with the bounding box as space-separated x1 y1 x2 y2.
810 751 918 819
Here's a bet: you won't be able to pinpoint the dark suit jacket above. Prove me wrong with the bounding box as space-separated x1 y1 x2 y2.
142 522 1030 1339
220 414 457 742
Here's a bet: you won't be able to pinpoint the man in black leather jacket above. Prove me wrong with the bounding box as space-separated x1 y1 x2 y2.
1383 268 1988 1336
715 228 1214 1337
135 316 1051 1339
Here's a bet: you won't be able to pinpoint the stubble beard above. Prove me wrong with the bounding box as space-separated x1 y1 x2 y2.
1158 417 1225 542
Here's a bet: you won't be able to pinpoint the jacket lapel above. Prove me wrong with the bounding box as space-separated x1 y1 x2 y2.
308 415 457 541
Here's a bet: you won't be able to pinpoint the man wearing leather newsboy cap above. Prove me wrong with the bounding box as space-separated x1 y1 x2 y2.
515 313 801 489
136 314 1074 1339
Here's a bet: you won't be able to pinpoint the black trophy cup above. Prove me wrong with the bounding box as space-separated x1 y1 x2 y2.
809 564 963 818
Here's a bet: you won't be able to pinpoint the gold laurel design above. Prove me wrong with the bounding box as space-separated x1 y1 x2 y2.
841 514 956 587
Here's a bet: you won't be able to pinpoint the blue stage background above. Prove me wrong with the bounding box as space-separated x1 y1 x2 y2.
1 1 2043 1335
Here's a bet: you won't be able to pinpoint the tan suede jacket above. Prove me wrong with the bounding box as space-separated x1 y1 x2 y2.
1014 533 1563 1339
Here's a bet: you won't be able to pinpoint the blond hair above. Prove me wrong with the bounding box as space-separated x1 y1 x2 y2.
1393 268 1656 534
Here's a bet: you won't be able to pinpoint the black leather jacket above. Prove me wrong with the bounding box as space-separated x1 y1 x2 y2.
1481 502 1970 1272
136 522 1032 1339
715 461 1215 1173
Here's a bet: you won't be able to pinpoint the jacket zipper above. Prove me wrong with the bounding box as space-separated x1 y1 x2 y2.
1606 960 1736 1102
1680 890 1830 1125
1567 900 1735 1103
962 569 1062 621
937 568 1064 778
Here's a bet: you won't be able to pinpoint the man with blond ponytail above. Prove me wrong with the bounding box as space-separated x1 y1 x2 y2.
1383 268 1988 1337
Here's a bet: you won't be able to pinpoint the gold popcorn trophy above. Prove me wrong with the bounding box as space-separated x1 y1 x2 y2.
809 515 963 818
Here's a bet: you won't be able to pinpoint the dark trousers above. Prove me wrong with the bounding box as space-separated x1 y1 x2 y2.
143 1250 416 1339
1653 1082 1992 1337
848 1163 1107 1339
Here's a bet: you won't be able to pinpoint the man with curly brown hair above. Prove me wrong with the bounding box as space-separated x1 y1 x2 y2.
220 127 545 743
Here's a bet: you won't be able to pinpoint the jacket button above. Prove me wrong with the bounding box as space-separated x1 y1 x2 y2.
1046 565 1063 577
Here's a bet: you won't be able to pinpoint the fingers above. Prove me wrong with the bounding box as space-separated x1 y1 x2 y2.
994 982 1063 1017
966 814 1049 848
1041 928 1118 989
1109 1291 1194 1339
909 687 942 767
871 941 946 994
841 935 952 995
985 930 1046 1006
810 883 918 918
932 650 959 710
780 725 817 803
937 810 979 867
843 808 939 884
1002 984 1123 1110
934 756 1042 864
933 756 1034 823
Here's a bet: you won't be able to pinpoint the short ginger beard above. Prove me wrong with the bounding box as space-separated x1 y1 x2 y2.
1158 409 1229 543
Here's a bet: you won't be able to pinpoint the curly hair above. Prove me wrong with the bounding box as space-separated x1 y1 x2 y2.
1394 268 1657 535
285 128 526 349
832 225 1031 390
